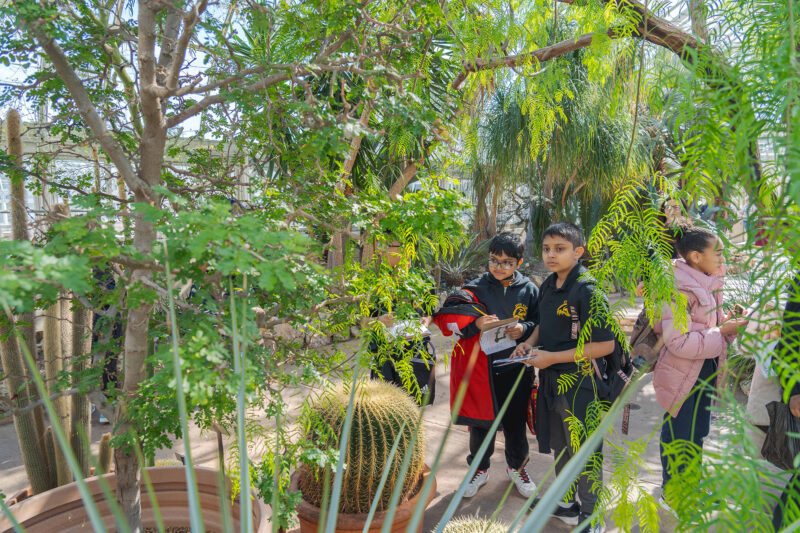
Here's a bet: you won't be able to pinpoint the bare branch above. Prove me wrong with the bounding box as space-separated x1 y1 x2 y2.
293 209 363 242
453 31 606 89
18 10 146 196
166 30 354 128
166 71 289 128
260 295 360 330
165 0 209 91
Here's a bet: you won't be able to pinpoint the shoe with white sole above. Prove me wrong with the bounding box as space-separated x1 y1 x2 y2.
531 498 580 525
658 494 678 518
506 465 536 498
464 469 489 498
579 511 604 533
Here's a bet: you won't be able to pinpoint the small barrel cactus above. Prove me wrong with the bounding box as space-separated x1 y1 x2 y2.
440 515 509 533
299 380 425 514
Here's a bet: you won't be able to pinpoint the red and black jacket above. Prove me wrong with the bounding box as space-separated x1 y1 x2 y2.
433 271 539 428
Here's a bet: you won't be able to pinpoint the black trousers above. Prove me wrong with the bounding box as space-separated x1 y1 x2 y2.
660 357 717 488
773 471 800 531
549 392 603 513
467 367 533 471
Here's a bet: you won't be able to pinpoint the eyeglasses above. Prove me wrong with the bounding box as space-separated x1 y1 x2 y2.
488 258 518 270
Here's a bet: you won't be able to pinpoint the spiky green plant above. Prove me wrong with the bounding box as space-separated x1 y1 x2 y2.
299 380 425 514
440 515 509 533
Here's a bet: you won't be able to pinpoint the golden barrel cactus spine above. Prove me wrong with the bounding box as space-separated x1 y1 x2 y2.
300 380 425 514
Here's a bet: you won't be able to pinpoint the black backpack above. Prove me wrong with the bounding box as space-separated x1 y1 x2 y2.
566 279 634 404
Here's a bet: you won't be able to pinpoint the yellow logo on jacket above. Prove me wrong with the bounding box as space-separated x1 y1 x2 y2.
556 300 570 317
513 303 527 319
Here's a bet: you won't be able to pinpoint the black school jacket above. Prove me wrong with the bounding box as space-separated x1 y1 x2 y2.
458 271 539 351
431 270 539 428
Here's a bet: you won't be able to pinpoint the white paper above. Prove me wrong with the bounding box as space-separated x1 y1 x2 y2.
386 320 430 339
479 322 517 355
494 355 536 366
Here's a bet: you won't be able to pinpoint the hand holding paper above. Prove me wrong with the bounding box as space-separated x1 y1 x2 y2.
479 319 519 354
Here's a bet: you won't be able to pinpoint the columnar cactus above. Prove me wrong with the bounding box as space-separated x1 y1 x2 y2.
299 380 425 514
43 294 71 486
440 516 509 533
97 432 113 475
0 109 54 493
71 302 93 477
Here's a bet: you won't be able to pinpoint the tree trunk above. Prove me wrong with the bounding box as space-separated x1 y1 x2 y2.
687 0 709 43
488 180 500 237
114 196 157 532
473 194 489 241
112 0 171 525
388 160 418 200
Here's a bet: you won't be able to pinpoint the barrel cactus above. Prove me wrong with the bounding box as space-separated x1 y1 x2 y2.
440 515 508 533
299 380 425 514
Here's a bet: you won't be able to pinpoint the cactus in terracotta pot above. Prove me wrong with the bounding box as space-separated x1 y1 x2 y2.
299 380 425 514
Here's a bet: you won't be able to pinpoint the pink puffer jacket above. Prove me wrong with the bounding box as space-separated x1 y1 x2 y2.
653 259 733 416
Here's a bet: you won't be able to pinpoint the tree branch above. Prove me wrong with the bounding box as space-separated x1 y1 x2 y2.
166 71 289 128
165 0 209 91
452 31 611 89
259 295 360 330
166 30 353 128
19 9 146 196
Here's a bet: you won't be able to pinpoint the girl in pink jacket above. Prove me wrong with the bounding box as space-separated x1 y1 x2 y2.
653 226 748 508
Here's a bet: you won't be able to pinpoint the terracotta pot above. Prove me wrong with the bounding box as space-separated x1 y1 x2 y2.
0 466 269 533
6 467 116 507
291 465 436 533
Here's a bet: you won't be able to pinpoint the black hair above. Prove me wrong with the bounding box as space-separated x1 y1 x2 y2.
489 231 525 260
674 224 718 259
542 222 584 249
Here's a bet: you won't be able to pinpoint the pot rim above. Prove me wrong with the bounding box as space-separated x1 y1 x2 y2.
291 464 436 526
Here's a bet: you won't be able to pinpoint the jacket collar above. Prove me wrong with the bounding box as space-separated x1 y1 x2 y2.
673 258 724 294
486 269 525 288
545 262 585 291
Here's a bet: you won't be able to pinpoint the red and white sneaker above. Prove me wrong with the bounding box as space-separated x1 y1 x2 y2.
506 465 536 498
464 469 489 498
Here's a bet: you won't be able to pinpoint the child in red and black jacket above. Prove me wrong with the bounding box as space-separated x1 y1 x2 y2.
432 232 539 499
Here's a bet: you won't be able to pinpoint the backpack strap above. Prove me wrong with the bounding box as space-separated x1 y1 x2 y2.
565 278 605 379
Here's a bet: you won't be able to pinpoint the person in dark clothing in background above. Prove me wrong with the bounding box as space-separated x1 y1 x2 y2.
367 239 437 404
772 272 800 530
91 266 124 423
432 232 539 499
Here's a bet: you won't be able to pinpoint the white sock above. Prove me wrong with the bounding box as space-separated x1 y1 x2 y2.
558 500 575 509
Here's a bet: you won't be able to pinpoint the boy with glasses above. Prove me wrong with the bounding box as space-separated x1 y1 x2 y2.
432 232 539 498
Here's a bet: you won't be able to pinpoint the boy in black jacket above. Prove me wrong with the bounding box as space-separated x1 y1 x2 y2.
514 222 615 533
432 232 539 498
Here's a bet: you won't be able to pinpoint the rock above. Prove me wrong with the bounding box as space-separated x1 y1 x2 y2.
305 331 332 348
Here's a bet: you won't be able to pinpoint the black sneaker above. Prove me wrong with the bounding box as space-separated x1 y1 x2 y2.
578 511 604 533
531 498 580 525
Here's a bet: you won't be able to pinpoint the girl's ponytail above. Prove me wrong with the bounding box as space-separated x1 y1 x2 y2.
674 224 717 259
